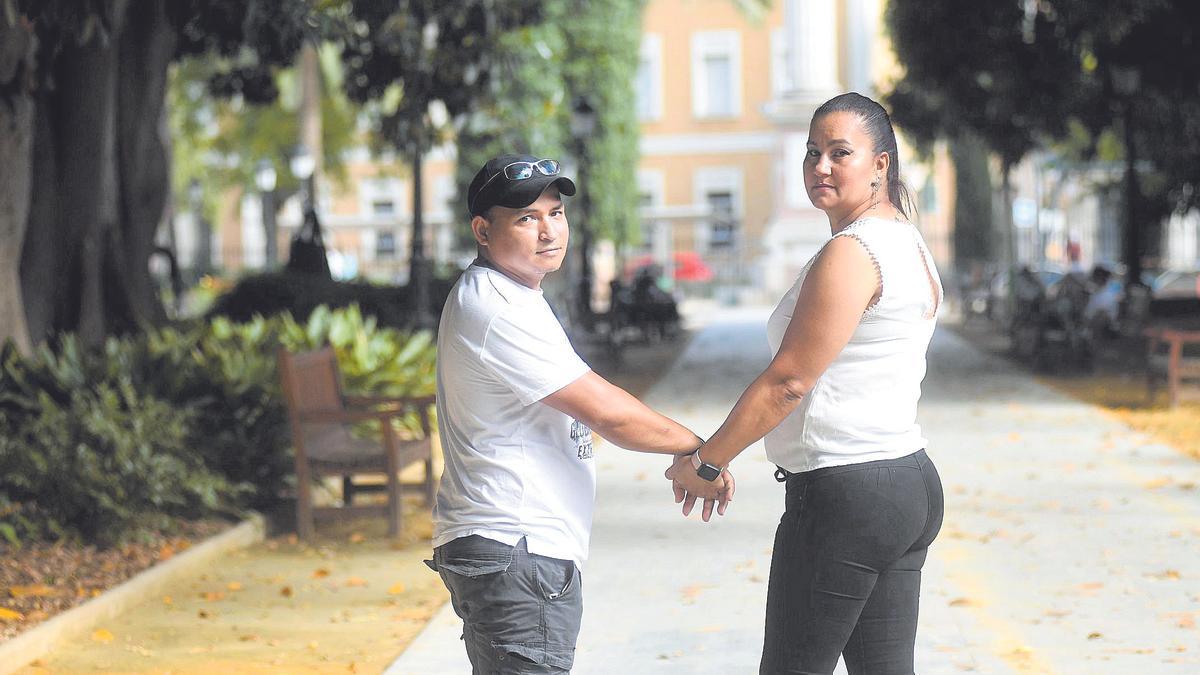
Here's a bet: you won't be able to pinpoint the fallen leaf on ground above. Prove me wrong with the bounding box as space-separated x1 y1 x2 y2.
280 586 294 597
388 583 405 595
1087 632 1103 640
91 628 114 643
8 585 60 598
349 533 366 544
0 607 24 622
345 576 369 587
949 597 980 608
312 568 331 579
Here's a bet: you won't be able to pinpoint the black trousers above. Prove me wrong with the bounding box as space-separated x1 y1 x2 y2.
760 449 944 675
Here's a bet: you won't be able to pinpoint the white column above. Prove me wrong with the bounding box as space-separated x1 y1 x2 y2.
786 0 840 95
845 0 877 94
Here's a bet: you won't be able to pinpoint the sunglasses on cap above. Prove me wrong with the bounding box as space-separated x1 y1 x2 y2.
469 159 561 215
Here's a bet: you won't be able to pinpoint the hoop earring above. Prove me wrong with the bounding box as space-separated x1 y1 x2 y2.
869 178 880 209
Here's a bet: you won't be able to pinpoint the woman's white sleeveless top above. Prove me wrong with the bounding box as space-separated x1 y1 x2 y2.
765 217 943 472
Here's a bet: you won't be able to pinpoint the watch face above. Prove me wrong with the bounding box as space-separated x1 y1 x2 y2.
697 463 721 481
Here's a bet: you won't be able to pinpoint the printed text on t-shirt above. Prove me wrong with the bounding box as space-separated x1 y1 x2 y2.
570 419 594 460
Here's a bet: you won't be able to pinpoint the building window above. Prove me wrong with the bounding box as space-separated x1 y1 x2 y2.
636 34 663 121
361 177 402 219
372 199 395 216
691 31 741 119
376 231 396 258
707 191 736 248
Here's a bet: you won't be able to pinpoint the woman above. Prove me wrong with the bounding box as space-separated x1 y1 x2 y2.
668 92 945 674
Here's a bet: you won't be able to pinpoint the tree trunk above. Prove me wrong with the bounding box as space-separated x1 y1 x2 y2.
299 42 323 190
114 0 176 328
999 161 1016 271
20 95 65 344
20 1 133 345
56 29 124 345
410 147 432 329
0 22 35 354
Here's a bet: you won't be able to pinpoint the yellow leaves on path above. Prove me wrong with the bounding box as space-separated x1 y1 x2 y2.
91 628 115 643
949 597 983 608
344 576 369 588
388 582 406 595
0 607 24 622
1147 569 1182 581
679 584 712 604
312 567 331 579
8 584 61 598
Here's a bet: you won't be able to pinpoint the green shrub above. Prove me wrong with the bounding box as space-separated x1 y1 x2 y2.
207 270 460 330
0 340 243 546
0 305 437 546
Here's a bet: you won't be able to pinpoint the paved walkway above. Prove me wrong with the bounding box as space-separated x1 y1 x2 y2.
388 307 1200 674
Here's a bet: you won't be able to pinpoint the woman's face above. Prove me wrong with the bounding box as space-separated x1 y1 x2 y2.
803 111 887 219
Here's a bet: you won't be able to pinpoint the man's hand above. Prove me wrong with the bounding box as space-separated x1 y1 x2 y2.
664 454 735 522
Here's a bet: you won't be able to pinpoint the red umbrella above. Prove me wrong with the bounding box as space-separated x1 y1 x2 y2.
624 252 713 282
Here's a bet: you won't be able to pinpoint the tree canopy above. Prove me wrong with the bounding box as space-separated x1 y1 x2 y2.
887 0 1200 212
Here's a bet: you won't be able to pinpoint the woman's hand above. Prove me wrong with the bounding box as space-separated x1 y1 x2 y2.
665 454 735 522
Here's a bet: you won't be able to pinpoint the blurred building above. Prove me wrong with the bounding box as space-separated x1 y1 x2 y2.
207 146 460 283
633 0 953 301
204 0 959 299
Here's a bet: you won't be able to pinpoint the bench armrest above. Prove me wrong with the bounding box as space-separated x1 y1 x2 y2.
343 394 436 410
298 408 401 424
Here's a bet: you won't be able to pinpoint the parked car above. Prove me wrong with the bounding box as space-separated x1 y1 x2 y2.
1153 270 1200 299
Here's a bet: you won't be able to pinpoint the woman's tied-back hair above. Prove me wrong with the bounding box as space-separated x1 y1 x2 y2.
813 92 915 218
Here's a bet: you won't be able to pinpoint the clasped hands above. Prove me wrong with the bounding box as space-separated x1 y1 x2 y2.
664 452 735 522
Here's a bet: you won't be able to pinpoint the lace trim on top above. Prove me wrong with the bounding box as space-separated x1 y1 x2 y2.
915 235 942 320
832 221 884 315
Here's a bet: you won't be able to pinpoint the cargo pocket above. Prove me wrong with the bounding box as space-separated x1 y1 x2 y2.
492 641 575 672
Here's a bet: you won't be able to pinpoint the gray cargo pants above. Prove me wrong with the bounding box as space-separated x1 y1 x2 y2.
426 535 583 674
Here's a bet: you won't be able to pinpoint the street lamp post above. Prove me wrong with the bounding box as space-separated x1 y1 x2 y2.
188 178 211 279
1112 64 1142 288
289 144 317 213
570 97 597 329
287 144 331 278
255 159 278 268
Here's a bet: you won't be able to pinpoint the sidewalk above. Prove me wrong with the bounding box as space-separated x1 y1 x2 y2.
389 307 1200 674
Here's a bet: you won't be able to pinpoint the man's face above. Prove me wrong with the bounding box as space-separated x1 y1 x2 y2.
472 187 569 289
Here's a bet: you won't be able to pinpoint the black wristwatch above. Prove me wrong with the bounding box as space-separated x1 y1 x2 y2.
691 449 722 482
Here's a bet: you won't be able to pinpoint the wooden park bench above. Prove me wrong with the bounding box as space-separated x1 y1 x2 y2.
278 346 436 540
1144 327 1200 408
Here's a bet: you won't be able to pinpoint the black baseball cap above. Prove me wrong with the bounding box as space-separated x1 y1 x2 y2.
467 154 577 217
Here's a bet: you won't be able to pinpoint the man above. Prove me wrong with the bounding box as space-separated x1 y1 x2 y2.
427 154 732 673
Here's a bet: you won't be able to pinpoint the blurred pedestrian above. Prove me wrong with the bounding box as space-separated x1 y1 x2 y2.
667 92 945 674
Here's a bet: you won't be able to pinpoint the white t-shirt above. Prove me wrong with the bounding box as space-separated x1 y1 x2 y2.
765 217 942 472
432 263 595 567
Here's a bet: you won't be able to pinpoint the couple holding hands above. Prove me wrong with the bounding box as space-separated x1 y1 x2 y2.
427 93 944 675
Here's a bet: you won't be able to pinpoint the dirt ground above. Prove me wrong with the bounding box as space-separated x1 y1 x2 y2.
14 329 694 674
